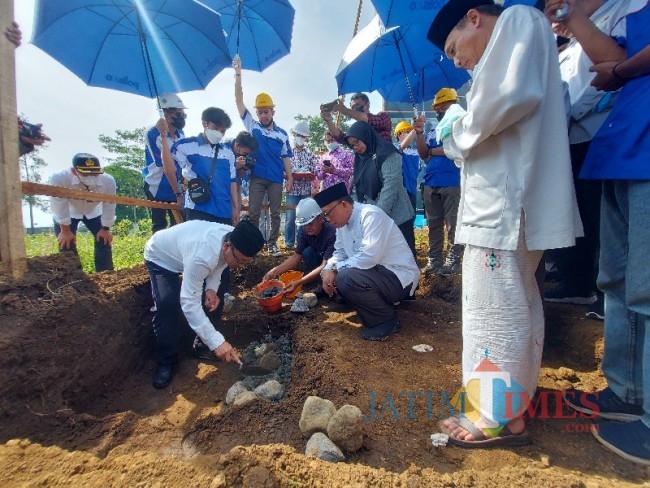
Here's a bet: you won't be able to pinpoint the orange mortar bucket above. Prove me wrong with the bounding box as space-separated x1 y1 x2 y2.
279 270 304 299
254 280 285 313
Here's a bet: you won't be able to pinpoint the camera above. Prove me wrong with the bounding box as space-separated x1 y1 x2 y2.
320 100 338 113
19 120 42 140
244 153 256 171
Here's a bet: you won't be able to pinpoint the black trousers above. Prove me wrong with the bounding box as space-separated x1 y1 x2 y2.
144 183 178 234
54 215 113 272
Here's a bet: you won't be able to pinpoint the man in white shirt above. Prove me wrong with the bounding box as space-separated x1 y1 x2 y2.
144 219 265 388
49 153 116 272
428 0 582 447
315 183 420 341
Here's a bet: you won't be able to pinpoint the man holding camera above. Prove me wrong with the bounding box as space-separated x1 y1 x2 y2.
143 93 187 233
233 55 293 257
224 131 259 217
321 93 392 143
49 153 116 272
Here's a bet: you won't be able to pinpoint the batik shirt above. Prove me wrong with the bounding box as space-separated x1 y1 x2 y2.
287 146 318 196
315 146 355 192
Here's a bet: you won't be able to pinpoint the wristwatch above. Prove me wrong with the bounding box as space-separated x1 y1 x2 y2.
101 226 110 231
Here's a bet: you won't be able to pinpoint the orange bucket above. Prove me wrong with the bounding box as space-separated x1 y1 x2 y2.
279 270 304 299
254 280 285 313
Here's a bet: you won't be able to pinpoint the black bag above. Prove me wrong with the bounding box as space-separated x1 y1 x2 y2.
188 146 219 204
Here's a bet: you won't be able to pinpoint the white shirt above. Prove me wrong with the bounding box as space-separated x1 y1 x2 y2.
444 6 583 251
49 168 116 227
325 203 419 294
559 0 629 143
144 220 233 351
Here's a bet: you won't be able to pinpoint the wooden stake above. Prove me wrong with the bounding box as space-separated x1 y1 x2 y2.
0 0 27 278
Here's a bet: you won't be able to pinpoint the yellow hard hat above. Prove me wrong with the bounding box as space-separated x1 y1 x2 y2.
254 92 275 108
432 88 458 108
394 121 413 136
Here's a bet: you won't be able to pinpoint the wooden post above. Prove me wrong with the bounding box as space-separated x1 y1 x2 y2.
0 0 27 278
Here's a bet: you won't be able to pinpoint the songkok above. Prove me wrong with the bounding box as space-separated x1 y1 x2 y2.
313 182 349 208
427 0 494 51
230 220 265 257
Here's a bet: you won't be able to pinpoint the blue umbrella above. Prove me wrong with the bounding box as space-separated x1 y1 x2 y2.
336 17 463 108
370 0 448 28
378 59 469 104
198 0 295 72
31 0 232 99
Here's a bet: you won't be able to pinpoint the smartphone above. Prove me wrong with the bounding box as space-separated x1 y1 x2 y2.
555 5 569 20
323 159 332 167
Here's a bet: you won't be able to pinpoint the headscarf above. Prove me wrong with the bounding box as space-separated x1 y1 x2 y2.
345 121 399 203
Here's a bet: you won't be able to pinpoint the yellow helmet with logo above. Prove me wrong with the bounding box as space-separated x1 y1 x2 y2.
394 120 414 136
254 92 275 108
432 88 459 108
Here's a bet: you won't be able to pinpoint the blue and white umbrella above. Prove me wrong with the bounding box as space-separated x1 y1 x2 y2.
32 0 232 100
199 0 295 72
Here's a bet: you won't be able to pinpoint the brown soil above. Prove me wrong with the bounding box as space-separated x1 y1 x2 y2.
0 252 648 487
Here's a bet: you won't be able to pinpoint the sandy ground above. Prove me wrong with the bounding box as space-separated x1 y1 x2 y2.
0 251 648 487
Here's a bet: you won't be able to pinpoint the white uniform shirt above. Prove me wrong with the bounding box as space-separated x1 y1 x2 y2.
559 0 629 144
444 6 583 251
324 203 419 294
144 220 234 351
49 168 116 227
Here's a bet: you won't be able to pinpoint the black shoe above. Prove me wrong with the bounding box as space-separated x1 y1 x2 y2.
544 284 597 304
422 256 443 275
438 253 461 276
585 294 604 320
333 293 346 304
360 321 401 341
153 363 175 389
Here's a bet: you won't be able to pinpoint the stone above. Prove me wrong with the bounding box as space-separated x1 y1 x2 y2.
305 432 344 463
210 473 226 488
539 453 551 467
299 396 337 437
259 351 282 371
253 380 284 401
326 404 364 452
226 381 249 405
290 297 309 313
232 391 258 406
254 342 278 358
302 292 318 308
222 293 235 314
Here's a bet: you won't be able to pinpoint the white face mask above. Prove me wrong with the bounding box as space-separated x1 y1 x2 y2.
326 143 339 151
294 135 306 146
205 128 224 145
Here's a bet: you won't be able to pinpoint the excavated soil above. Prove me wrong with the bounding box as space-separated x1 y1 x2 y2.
0 251 648 487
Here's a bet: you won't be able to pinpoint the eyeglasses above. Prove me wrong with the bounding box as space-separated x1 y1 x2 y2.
346 138 363 149
167 110 186 118
323 200 343 221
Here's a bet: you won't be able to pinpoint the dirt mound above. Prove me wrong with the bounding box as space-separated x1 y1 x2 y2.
0 253 647 486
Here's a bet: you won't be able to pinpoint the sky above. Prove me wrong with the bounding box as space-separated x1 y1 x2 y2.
12 0 382 227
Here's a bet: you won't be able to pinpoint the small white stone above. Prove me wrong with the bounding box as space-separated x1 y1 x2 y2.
302 292 318 308
430 433 449 447
225 381 249 405
412 344 434 353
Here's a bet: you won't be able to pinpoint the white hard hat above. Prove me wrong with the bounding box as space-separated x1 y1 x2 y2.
293 120 310 137
295 198 322 226
158 93 187 110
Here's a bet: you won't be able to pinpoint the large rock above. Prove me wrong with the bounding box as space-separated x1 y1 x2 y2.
225 381 249 405
253 380 284 401
305 432 345 463
302 293 318 308
327 404 363 452
299 396 337 437
254 342 277 358
232 391 258 406
259 350 282 371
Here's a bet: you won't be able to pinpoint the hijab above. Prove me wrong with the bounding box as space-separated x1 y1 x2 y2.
345 121 399 203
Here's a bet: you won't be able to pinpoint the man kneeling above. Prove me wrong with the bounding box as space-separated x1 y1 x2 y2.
144 219 265 388
314 183 420 341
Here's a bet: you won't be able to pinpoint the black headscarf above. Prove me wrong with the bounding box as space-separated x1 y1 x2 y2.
345 121 399 203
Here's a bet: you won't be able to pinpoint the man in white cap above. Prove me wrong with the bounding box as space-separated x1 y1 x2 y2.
262 198 337 296
49 153 116 272
143 93 187 233
427 0 582 447
284 121 318 250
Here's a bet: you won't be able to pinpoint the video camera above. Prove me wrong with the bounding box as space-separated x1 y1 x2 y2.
320 100 338 113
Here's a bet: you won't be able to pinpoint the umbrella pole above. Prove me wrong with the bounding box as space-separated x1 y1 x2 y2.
0 0 27 277
135 9 162 116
